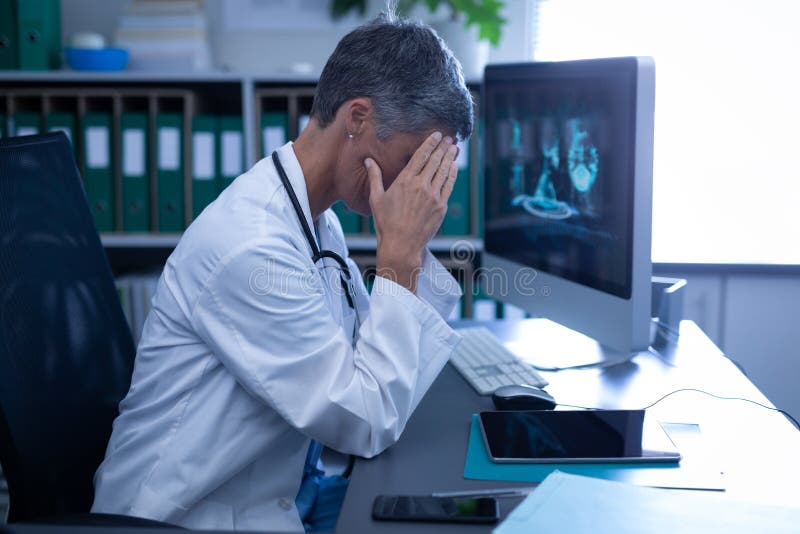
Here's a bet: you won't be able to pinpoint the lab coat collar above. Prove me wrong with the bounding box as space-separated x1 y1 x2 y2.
274 142 315 245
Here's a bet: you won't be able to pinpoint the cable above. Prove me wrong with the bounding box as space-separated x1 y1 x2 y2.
639 388 800 429
553 387 800 431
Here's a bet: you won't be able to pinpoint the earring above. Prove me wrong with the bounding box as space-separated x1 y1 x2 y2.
347 132 354 139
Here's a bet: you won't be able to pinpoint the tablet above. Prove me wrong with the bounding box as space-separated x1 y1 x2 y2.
478 410 681 463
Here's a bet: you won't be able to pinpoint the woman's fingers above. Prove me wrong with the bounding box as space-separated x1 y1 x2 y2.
432 143 458 195
420 136 453 183
407 131 443 175
440 162 458 202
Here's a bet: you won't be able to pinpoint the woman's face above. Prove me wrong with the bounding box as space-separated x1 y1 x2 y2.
338 120 452 216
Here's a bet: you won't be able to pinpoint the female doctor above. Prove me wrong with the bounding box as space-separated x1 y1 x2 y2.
91 13 474 532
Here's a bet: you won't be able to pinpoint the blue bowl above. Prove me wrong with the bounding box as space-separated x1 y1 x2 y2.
65 47 128 71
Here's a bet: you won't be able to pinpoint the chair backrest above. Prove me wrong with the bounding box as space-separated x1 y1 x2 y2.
0 133 136 522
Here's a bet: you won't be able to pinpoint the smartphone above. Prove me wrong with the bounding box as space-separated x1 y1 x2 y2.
372 494 500 524
479 409 681 463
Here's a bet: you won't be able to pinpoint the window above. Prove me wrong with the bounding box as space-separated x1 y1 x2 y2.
533 0 800 264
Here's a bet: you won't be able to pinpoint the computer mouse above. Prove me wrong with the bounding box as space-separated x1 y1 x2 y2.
492 384 557 411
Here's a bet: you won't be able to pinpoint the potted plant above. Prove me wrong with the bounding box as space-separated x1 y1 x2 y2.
331 0 507 79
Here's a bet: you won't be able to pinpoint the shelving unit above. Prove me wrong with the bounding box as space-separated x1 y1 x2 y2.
1 70 484 315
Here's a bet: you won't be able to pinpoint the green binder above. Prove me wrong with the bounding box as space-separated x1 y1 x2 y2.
439 138 470 235
261 111 288 158
45 111 76 153
218 115 244 191
332 201 361 234
120 112 149 232
15 0 60 70
82 112 114 232
191 115 218 219
155 113 184 233
0 0 17 69
12 111 41 136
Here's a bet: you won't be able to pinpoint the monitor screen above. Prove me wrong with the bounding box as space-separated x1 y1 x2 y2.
483 60 637 299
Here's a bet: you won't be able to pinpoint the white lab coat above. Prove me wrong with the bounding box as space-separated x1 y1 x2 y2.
91 142 463 531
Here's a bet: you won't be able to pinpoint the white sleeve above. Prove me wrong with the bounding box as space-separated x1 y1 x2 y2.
416 249 463 320
190 237 461 458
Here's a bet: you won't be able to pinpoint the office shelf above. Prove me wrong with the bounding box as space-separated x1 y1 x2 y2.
3 71 484 316
101 233 483 255
101 234 183 248
346 236 483 254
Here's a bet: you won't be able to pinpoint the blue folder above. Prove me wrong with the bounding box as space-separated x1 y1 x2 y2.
464 414 725 491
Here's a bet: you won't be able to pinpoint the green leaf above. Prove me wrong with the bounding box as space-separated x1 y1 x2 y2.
448 0 507 47
330 0 367 19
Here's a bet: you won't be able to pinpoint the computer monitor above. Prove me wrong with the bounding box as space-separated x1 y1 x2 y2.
480 57 655 353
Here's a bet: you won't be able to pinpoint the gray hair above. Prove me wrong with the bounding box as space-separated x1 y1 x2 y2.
311 14 474 141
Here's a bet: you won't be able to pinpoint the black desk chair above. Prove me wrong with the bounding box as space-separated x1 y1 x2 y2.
0 133 178 528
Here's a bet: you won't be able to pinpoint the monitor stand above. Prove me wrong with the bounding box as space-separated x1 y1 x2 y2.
499 318 641 371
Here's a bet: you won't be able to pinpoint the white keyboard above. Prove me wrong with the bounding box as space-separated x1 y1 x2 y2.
450 327 548 395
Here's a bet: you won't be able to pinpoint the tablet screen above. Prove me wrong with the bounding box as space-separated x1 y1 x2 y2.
478 410 680 463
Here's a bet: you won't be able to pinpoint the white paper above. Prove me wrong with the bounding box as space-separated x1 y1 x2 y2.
221 130 243 177
496 471 800 534
158 127 180 171
16 126 38 137
473 300 496 321
263 126 286 156
192 132 215 180
503 303 527 320
456 139 469 169
86 126 110 169
48 127 72 143
123 129 146 177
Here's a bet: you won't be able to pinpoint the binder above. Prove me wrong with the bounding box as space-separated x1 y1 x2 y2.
218 115 244 191
439 138 470 235
332 201 361 234
261 111 288 158
82 112 114 232
120 112 150 232
12 111 41 136
15 0 61 70
45 111 76 152
191 115 217 219
155 112 184 233
0 0 17 69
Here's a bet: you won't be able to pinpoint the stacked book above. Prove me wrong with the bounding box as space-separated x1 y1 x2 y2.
114 0 211 71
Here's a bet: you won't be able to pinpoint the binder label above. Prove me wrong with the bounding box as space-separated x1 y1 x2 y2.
123 129 146 177
193 132 215 180
17 127 39 137
221 130 243 177
86 126 110 169
263 126 286 156
158 127 180 171
456 139 469 169
49 127 72 143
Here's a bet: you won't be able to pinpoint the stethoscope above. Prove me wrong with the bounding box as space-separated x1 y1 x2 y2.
271 151 361 338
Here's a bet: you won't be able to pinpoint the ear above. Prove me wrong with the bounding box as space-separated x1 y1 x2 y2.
343 97 373 137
